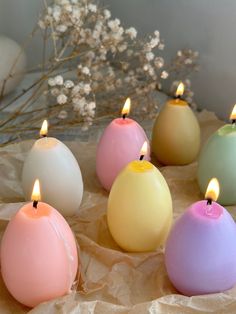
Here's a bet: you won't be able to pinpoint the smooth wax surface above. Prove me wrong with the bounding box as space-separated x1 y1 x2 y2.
165 200 236 296
0 202 78 307
152 100 200 165
198 124 236 205
107 160 172 252
96 118 150 191
22 137 83 216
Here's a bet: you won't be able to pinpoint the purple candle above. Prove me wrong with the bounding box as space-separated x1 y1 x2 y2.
165 178 236 296
96 98 150 191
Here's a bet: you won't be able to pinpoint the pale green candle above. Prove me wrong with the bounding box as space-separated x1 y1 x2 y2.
198 119 236 205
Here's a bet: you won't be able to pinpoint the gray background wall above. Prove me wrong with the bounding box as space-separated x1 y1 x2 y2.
1 0 236 120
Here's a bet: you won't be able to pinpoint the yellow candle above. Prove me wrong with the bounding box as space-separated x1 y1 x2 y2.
107 145 172 252
152 83 200 165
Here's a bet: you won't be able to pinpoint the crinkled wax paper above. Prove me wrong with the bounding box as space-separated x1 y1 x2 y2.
1 110 236 314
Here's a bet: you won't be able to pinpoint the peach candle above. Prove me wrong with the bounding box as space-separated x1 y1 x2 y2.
22 120 83 216
96 98 150 191
0 180 79 308
107 142 172 252
152 82 200 165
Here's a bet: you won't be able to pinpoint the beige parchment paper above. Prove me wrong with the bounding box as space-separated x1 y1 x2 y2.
1 110 236 314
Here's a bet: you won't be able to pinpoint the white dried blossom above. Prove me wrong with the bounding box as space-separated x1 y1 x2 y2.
58 110 68 119
57 94 68 104
51 88 60 97
56 24 68 32
81 67 91 75
52 6 61 21
103 9 111 19
38 20 46 29
149 37 159 49
64 80 74 88
48 78 56 87
146 52 154 61
72 84 80 96
185 58 193 65
88 4 97 13
125 27 137 40
177 50 182 57
154 30 160 38
158 43 165 50
161 70 169 79
83 84 91 94
54 75 64 86
154 57 164 68
108 19 120 30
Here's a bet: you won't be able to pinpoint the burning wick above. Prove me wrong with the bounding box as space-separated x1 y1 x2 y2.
31 179 41 210
139 141 148 161
230 104 236 125
121 98 131 120
175 82 184 100
205 177 220 210
40 120 48 138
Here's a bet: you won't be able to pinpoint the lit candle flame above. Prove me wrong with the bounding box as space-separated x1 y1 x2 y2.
40 120 48 137
205 178 220 202
31 179 41 202
175 82 185 98
121 98 131 117
230 104 236 121
140 141 148 160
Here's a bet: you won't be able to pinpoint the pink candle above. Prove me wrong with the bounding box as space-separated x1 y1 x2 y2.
165 178 236 296
96 98 150 191
0 180 79 307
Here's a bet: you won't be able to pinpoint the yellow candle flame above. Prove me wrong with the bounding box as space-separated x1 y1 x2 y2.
140 141 148 157
121 98 131 116
31 179 41 202
175 82 185 97
40 120 48 137
205 178 220 202
230 104 236 121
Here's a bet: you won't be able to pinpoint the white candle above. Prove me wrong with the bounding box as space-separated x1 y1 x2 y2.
22 120 83 216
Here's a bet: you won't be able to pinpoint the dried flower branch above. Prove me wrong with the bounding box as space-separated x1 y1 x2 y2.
0 0 200 145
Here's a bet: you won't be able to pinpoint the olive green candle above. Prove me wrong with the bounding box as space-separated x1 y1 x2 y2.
152 83 200 165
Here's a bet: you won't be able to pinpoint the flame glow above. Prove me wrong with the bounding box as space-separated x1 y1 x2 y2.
31 179 41 202
140 141 148 157
121 98 131 116
205 178 220 202
230 104 236 121
175 82 185 97
40 120 48 137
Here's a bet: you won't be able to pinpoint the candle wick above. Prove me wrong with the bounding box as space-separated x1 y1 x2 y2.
206 198 212 206
232 119 236 125
40 134 47 138
33 200 38 209
139 155 144 161
122 113 126 120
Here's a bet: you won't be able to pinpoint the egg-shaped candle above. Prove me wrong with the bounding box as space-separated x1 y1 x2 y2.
96 98 150 191
165 178 236 296
198 105 236 205
22 120 83 216
152 82 200 165
107 142 172 252
1 180 79 308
